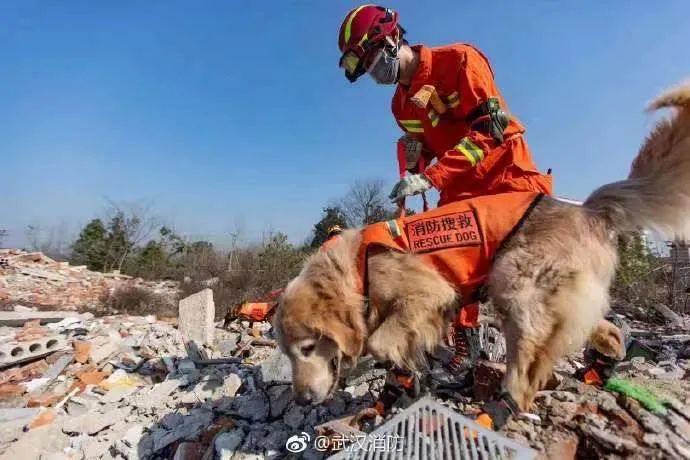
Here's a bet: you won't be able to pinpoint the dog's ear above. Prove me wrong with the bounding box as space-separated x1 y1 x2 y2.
319 310 366 359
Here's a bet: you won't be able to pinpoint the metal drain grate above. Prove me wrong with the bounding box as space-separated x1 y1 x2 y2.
328 398 537 460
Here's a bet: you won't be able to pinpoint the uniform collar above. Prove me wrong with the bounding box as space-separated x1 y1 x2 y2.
398 44 432 92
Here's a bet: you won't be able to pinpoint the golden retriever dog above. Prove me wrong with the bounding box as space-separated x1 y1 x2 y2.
274 79 690 415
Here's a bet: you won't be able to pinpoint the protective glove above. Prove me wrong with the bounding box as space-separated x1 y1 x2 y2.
389 173 432 204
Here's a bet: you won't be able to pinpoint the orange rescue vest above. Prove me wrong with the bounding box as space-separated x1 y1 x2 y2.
355 192 543 305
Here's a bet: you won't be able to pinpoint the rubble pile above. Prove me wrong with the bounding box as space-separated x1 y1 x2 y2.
0 253 688 459
0 296 382 460
0 249 179 313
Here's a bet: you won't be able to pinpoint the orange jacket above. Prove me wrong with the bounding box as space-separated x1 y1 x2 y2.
354 192 543 305
392 44 552 205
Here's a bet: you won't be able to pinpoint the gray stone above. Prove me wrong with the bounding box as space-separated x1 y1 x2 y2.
267 385 292 418
62 407 131 435
177 359 197 374
152 409 213 452
179 288 215 346
234 392 269 422
283 405 305 430
259 349 292 384
231 452 264 460
260 428 289 451
160 412 185 430
215 429 245 460
325 396 346 417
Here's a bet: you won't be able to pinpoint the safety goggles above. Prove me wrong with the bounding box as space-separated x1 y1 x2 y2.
339 45 381 83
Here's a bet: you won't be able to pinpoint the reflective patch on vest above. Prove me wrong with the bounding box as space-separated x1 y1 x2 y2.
428 109 439 127
405 210 483 253
386 219 402 239
446 91 460 108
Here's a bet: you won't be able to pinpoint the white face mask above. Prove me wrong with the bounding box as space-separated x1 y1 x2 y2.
366 38 401 85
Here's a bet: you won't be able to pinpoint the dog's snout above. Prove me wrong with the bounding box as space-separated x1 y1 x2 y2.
294 389 314 406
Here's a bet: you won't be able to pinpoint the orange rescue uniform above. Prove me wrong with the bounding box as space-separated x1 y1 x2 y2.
392 44 553 206
351 192 543 310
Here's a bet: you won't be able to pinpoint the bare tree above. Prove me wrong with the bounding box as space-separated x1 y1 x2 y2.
25 224 73 260
338 178 393 227
101 200 160 272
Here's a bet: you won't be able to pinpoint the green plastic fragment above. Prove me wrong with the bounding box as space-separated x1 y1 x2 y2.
604 377 668 415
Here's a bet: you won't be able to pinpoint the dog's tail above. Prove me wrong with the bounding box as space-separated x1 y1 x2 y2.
584 79 690 240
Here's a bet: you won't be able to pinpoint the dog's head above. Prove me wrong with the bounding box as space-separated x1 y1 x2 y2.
274 241 366 405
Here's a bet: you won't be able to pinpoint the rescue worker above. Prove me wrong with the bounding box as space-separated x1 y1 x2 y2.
337 4 555 424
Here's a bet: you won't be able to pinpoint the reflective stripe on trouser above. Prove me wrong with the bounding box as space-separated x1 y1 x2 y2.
454 137 484 166
399 119 424 133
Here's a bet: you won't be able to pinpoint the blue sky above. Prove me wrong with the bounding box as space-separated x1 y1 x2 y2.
2 1 689 249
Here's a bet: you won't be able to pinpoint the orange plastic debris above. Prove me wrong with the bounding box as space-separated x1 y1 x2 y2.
583 368 603 386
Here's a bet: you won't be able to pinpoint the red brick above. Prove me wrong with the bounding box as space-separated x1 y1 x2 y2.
27 392 64 407
77 369 106 385
545 438 577 460
73 341 91 364
0 383 26 399
28 409 56 429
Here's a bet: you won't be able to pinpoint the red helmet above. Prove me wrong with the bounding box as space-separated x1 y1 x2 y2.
337 5 402 82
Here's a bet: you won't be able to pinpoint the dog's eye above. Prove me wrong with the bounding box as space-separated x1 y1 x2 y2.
300 344 316 356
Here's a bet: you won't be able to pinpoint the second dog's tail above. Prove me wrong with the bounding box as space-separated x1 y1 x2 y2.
584 79 690 240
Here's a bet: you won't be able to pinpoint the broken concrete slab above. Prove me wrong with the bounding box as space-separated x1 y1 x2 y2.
62 407 131 435
131 378 182 410
0 311 81 327
0 407 40 423
178 288 215 347
0 335 68 368
222 373 242 398
259 349 292 384
88 335 121 364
